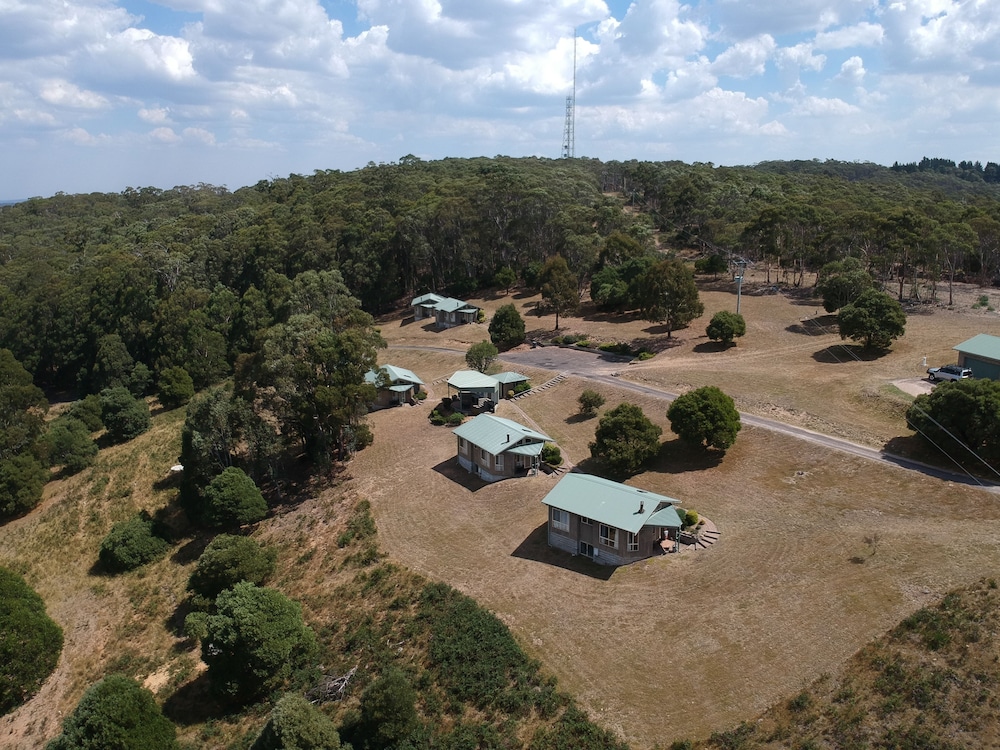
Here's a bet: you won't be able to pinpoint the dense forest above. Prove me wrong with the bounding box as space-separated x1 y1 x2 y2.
3 155 1000 746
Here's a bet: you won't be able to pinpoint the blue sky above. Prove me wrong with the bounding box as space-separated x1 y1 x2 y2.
2 0 999 198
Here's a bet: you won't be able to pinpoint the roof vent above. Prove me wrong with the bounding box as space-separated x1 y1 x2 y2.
506 433 510 443
639 500 645 513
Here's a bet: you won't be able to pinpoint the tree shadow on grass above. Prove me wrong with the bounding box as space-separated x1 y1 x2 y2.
510 522 615 581
565 412 598 425
163 673 231 726
786 314 838 335
431 458 489 492
692 341 731 354
812 344 891 363
648 440 725 474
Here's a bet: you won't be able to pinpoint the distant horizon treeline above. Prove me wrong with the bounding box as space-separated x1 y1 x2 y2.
2 155 999 395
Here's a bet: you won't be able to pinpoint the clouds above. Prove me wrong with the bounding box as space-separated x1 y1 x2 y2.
1 0 999 197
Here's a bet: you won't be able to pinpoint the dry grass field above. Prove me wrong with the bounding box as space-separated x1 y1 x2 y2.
1 275 998 749
359 277 1000 746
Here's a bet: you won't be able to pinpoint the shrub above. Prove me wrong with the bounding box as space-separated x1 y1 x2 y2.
199 582 318 703
0 568 63 716
589 403 662 478
415 390 428 401
99 386 151 443
188 534 277 601
667 385 741 452
598 342 632 355
99 513 170 573
636 351 655 361
157 366 195 409
529 705 630 750
578 389 605 416
684 510 699 527
252 693 340 750
67 394 104 432
429 410 446 426
38 416 98 474
488 303 526 350
355 668 420 749
541 443 562 466
46 675 177 750
706 311 747 346
447 412 464 426
513 381 531 394
0 453 49 518
201 467 268 528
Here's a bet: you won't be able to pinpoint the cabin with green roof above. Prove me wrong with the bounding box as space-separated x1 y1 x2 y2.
365 364 425 409
541 473 683 565
410 293 480 328
451 413 552 482
954 334 1000 381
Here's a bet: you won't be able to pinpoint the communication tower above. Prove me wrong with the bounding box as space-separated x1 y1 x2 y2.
561 33 576 159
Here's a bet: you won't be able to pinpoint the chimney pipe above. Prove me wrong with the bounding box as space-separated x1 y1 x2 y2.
639 500 645 513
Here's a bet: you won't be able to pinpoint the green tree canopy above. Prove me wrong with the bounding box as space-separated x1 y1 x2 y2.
355 668 420 750
705 311 747 346
90 333 135 392
0 568 63 716
539 255 579 330
815 257 874 312
252 693 340 750
906 379 1000 466
37 416 98 474
577 389 605 416
156 366 195 409
46 675 177 750
199 582 318 704
0 453 49 519
99 387 151 443
667 385 742 452
465 340 499 373
0 348 48 461
494 266 517 294
98 513 170 573
837 289 907 350
188 534 277 601
636 258 704 338
201 466 268 528
588 402 663 477
488 304 526 350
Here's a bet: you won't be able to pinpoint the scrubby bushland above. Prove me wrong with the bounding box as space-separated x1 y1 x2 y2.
98 513 170 573
195 582 317 704
187 534 277 601
0 568 63 716
46 674 177 750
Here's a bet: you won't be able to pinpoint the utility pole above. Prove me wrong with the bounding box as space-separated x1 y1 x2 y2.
734 259 747 315
561 32 576 159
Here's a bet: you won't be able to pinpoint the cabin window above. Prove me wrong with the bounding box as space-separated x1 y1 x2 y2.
599 524 617 549
481 448 487 461
579 541 594 557
627 532 639 552
459 437 468 454
494 453 504 470
580 516 592 525
552 508 569 532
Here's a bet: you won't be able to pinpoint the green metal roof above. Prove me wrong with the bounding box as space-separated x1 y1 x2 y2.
365 364 424 387
411 293 443 306
954 334 1000 362
541 473 681 534
452 414 550 455
447 370 500 391
492 371 527 385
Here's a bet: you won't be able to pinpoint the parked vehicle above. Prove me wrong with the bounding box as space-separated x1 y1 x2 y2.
927 364 973 382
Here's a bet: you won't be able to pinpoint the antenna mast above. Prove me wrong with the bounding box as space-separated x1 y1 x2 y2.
561 32 576 158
